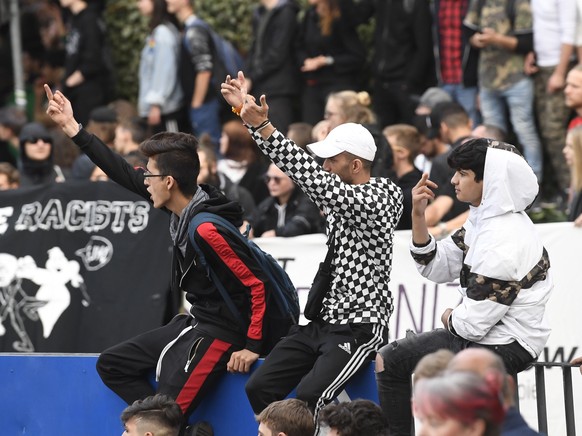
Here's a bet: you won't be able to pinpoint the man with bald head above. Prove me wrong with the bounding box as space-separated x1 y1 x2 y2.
448 348 541 435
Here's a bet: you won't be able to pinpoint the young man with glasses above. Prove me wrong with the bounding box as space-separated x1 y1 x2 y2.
221 73 403 433
44 85 273 435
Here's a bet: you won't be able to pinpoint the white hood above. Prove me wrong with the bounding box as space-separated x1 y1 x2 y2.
479 143 538 219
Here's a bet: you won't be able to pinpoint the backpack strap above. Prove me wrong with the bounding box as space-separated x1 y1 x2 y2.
188 212 247 330
188 17 213 39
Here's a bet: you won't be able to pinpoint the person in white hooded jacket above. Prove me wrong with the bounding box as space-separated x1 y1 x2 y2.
375 138 553 436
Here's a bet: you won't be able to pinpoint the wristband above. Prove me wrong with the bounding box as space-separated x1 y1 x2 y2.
231 104 243 116
256 121 272 133
254 119 271 131
412 237 431 248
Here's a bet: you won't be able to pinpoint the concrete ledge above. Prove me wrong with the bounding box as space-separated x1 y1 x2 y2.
0 354 378 436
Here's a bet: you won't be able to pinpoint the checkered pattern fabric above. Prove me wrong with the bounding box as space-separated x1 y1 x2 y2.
252 129 403 327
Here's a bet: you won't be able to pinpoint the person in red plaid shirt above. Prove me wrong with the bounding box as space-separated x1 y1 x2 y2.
432 0 481 127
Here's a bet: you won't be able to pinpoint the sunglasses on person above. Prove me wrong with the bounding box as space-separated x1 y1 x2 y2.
264 175 284 184
25 137 52 144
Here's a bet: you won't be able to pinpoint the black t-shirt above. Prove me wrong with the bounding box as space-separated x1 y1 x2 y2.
395 167 423 230
430 138 471 223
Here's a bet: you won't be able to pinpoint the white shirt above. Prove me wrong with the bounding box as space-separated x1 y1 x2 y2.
531 0 577 67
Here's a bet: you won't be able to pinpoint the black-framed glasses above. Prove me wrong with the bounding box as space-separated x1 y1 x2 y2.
264 175 283 184
143 169 169 178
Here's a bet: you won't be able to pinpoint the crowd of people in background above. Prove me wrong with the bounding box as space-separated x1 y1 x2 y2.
4 0 582 232
0 0 582 230
2 0 582 435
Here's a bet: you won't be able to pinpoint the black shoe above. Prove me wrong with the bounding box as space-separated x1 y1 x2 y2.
184 421 214 436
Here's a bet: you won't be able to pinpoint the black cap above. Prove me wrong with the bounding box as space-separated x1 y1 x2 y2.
418 87 452 110
89 106 118 123
412 113 431 138
0 107 27 132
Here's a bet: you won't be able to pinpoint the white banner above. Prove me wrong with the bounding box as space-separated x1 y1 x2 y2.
254 222 582 435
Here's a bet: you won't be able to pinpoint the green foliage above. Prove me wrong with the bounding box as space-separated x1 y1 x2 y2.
104 0 147 102
102 0 375 102
527 204 568 224
358 17 375 58
196 0 254 55
103 0 253 103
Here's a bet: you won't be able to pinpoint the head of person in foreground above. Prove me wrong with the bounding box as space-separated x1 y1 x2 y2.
120 394 182 436
413 370 505 436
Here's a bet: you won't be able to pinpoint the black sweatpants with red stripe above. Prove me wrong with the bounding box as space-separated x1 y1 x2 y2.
96 313 238 419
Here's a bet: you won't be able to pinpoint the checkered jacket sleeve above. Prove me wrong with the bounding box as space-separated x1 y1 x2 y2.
251 128 403 326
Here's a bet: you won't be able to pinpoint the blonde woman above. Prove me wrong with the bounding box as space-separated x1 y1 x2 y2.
324 90 376 131
324 90 393 177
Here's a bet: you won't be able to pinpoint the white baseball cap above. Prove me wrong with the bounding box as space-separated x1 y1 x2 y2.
307 123 376 161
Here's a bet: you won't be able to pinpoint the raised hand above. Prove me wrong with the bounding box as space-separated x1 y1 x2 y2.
411 173 438 246
221 71 273 131
240 94 270 128
44 85 79 137
411 173 438 217
221 71 248 110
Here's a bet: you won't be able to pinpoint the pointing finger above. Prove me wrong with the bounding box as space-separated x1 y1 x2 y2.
44 84 53 100
414 173 429 189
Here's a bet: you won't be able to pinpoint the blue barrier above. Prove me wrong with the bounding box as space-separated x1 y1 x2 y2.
0 354 378 436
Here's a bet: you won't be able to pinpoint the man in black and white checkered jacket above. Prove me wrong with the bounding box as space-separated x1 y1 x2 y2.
222 73 403 429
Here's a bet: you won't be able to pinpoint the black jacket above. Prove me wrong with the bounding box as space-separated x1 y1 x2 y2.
63 6 109 87
296 0 366 86
246 0 300 97
357 0 435 92
252 187 324 237
71 129 270 354
18 139 66 187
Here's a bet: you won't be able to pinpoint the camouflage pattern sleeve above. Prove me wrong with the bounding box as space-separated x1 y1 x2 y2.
465 248 550 306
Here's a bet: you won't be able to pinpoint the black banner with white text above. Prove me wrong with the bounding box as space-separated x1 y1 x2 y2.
0 181 173 352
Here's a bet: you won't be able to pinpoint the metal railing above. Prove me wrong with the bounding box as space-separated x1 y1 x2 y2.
524 362 580 436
